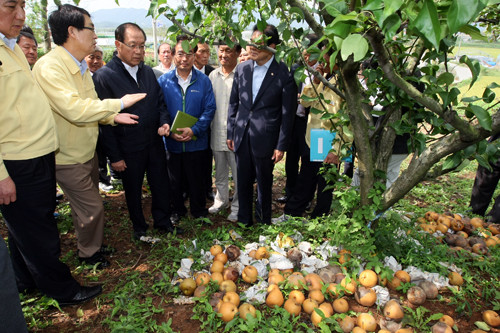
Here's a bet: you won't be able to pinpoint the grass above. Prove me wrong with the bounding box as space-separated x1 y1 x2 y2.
15 157 499 332
452 43 500 59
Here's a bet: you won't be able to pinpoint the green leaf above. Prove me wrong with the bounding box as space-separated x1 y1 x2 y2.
482 87 496 103
282 28 291 43
324 21 353 38
302 95 319 102
412 0 441 49
189 8 202 26
442 154 461 170
437 72 454 86
340 34 369 62
447 0 477 34
180 40 191 54
322 0 349 15
469 105 492 130
428 313 444 321
293 66 306 86
362 0 384 10
289 6 305 20
383 0 404 18
382 14 401 40
257 20 267 32
487 82 500 89
458 24 488 41
474 321 490 331
459 55 480 88
438 87 460 107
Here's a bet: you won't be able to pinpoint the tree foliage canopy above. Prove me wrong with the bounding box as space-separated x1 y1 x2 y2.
152 0 500 222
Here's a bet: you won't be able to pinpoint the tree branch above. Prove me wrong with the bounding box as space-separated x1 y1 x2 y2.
366 28 478 142
166 16 276 53
382 112 500 209
286 0 324 36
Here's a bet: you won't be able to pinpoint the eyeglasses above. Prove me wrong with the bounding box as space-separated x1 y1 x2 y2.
120 41 146 51
81 26 95 33
175 52 194 58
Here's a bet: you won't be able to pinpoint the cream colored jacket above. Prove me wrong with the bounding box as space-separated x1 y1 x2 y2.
301 76 352 154
0 41 58 180
33 46 121 165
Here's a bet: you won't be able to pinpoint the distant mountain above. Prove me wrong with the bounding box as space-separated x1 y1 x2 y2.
91 8 171 29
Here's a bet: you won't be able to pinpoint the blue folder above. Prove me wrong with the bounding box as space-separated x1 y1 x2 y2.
310 129 352 162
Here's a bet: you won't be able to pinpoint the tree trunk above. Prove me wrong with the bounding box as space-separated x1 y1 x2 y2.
41 0 51 52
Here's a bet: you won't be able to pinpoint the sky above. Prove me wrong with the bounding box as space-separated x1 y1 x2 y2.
47 0 182 13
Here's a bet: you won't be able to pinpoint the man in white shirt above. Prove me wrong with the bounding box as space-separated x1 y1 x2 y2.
153 42 175 78
208 42 242 222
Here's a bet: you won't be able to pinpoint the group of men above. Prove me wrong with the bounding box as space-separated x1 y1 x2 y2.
1 2 345 328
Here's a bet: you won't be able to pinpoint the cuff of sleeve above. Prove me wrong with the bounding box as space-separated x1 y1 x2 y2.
0 164 10 181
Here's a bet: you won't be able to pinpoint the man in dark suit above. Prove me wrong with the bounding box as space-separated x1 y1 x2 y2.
92 23 182 241
227 24 296 226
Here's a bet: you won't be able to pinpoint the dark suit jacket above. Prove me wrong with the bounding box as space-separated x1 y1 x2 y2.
227 58 296 158
204 64 215 76
92 56 169 163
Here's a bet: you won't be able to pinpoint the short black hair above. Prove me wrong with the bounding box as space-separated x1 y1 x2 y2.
49 4 90 46
115 22 146 43
17 26 38 46
175 35 198 53
252 23 280 46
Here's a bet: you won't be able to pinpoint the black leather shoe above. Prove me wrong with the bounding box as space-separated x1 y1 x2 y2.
276 195 288 203
155 224 185 235
57 285 102 306
97 244 115 256
78 253 110 268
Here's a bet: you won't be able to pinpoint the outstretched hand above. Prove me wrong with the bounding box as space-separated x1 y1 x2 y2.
121 93 147 108
114 113 139 125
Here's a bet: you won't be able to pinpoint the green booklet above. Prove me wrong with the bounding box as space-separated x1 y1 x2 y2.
171 111 198 140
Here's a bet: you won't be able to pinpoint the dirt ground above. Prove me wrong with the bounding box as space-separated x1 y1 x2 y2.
0 175 497 332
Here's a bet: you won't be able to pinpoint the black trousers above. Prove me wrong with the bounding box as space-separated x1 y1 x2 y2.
121 143 172 235
96 133 112 185
167 150 208 218
470 155 500 222
284 115 308 197
284 146 334 218
1 153 80 300
235 131 275 225
0 237 27 332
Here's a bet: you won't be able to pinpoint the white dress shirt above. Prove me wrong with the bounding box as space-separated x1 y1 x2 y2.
252 55 274 103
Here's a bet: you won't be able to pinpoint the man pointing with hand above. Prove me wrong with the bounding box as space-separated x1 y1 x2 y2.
33 4 146 268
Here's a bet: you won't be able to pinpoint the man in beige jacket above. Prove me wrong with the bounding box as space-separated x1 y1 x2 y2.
33 4 144 268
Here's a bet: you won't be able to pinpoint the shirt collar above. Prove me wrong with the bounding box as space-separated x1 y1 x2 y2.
175 68 193 82
195 65 205 73
253 55 274 69
0 32 17 50
61 46 88 76
216 65 236 77
122 61 138 73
